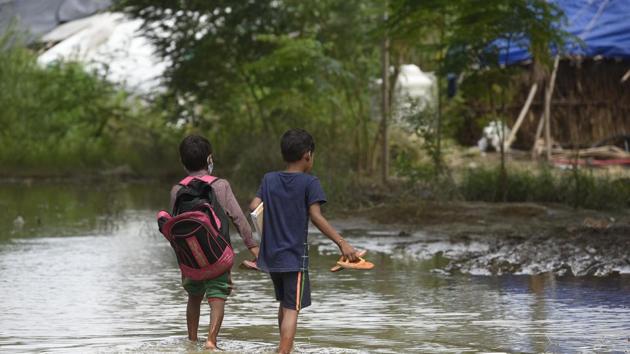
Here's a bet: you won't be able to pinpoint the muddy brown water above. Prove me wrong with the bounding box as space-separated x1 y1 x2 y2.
0 181 629 353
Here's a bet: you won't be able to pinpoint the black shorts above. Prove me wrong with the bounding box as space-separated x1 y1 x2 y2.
270 271 311 311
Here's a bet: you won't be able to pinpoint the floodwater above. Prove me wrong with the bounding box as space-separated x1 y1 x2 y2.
0 181 629 353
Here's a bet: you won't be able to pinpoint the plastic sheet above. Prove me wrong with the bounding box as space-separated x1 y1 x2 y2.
498 0 630 63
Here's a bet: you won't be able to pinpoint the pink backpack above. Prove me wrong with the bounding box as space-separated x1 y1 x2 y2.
157 175 234 280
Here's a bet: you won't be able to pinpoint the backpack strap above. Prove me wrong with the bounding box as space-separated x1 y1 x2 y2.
200 202 223 232
179 175 218 186
175 176 223 230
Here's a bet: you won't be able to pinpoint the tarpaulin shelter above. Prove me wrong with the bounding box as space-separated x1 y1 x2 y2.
498 0 630 63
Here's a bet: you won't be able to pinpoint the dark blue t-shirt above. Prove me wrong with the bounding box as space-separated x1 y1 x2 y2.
255 172 327 272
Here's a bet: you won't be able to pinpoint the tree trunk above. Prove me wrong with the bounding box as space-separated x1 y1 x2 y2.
380 8 390 185
435 76 442 174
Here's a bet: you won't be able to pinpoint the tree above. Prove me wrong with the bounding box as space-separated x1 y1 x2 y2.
118 0 384 187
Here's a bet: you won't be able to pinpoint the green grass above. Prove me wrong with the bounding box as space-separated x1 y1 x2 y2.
459 167 630 210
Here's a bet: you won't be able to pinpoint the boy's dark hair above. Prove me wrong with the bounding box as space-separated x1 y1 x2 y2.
179 135 212 171
280 128 315 162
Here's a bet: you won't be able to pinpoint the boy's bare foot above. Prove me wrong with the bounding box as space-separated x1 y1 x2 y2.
204 340 219 350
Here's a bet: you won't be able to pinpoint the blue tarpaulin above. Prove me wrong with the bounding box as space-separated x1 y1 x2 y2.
499 0 630 64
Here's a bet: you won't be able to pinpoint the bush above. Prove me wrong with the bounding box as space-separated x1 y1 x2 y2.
459 166 629 210
0 31 181 176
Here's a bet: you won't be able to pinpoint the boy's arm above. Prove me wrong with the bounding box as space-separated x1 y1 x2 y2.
249 197 262 212
168 185 181 212
309 203 359 262
215 180 259 258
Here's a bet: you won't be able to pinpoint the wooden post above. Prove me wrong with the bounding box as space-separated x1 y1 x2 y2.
531 111 545 159
544 56 560 161
505 83 538 149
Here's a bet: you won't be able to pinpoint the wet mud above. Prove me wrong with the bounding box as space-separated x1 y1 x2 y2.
336 202 630 276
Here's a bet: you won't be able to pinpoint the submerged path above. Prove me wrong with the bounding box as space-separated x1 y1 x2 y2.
0 183 629 352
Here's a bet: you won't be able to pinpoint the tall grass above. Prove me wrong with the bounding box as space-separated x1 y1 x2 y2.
459 167 630 210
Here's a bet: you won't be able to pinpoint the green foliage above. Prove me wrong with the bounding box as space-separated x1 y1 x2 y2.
117 0 384 189
394 151 436 184
114 0 589 208
401 100 444 170
393 149 461 201
390 0 566 74
0 30 180 176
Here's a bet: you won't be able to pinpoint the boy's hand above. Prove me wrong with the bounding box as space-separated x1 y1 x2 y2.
309 203 362 262
339 241 359 262
249 246 260 259
249 197 262 212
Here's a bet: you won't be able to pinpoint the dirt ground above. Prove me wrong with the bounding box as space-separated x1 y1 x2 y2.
357 200 629 235
333 201 630 276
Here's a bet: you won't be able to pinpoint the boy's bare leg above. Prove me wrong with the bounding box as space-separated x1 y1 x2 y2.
278 306 299 354
277 304 284 333
205 298 225 349
186 294 204 341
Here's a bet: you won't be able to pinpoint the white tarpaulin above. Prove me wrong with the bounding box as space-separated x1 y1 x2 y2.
392 64 436 123
38 12 168 93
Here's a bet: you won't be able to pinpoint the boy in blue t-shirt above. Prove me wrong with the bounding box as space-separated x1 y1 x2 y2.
249 128 361 354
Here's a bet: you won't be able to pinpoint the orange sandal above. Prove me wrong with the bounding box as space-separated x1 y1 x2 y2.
336 257 374 270
330 250 372 272
330 263 344 272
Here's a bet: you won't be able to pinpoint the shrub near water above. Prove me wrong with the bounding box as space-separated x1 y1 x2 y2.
0 33 180 176
459 167 630 210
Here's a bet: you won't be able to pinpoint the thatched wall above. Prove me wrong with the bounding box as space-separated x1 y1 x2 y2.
458 59 630 149
510 59 630 149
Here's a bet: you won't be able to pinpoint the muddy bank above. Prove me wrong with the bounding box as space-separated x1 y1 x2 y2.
334 202 630 277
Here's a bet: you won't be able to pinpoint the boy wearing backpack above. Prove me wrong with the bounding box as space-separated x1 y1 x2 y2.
168 135 259 350
249 128 361 354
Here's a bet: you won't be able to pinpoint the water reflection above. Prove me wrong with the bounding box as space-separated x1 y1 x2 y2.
0 180 168 240
0 182 629 353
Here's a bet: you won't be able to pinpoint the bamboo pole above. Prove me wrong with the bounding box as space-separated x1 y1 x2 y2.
531 111 545 159
544 56 560 161
505 83 538 149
